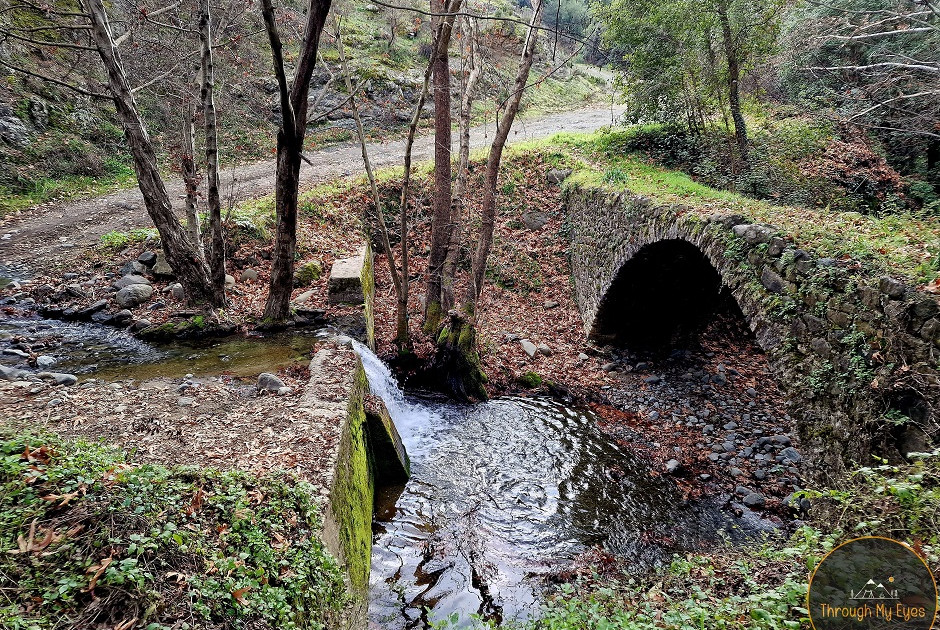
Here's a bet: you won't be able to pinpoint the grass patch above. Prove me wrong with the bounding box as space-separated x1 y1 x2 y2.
0 430 351 629
0 165 136 217
99 228 158 250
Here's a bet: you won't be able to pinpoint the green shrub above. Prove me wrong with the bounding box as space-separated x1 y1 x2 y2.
0 431 350 629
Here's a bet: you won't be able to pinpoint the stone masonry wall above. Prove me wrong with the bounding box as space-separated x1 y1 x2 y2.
565 185 940 481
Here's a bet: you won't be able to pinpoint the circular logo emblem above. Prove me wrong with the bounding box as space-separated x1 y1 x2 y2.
809 536 938 630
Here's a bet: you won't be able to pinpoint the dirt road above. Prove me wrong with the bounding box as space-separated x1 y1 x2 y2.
0 104 624 275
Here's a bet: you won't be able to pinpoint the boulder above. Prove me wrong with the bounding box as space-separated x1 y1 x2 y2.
163 283 184 300
36 355 56 369
115 284 153 308
137 251 157 267
742 492 766 508
27 98 48 130
111 273 150 291
294 260 323 287
519 339 537 358
37 372 78 386
293 289 315 305
225 274 236 289
120 261 147 276
0 105 30 148
545 168 572 184
239 268 259 282
257 372 287 393
0 365 27 381
522 211 550 230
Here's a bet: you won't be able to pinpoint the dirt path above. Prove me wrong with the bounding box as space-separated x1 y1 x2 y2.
0 105 624 276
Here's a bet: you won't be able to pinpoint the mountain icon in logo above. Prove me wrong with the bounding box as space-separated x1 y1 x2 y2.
851 578 899 600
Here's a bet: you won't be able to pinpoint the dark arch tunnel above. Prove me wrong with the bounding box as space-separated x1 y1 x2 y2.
591 239 745 350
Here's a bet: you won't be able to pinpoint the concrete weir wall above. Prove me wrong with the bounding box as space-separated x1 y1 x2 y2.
565 185 940 481
306 342 408 628
310 242 406 628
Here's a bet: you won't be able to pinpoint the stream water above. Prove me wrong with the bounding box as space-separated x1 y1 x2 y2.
354 343 775 629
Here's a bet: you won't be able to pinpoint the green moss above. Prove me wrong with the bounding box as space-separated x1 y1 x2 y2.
328 365 375 593
423 301 444 336
293 260 323 287
518 371 543 388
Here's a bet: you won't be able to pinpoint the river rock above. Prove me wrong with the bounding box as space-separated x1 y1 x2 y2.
742 492 766 508
37 372 78 386
77 299 109 319
130 318 152 332
151 254 174 278
112 310 133 325
519 339 537 358
3 349 28 358
115 284 153 307
0 365 27 381
138 251 157 266
113 274 151 290
36 355 55 368
257 372 286 393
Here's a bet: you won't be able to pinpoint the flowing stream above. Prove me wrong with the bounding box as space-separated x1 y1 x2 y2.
353 342 775 629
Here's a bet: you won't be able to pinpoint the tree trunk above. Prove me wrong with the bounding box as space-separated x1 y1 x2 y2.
718 0 749 165
335 17 409 348
442 16 481 313
199 0 226 305
394 0 462 347
435 0 542 401
424 0 454 332
261 0 332 322
83 0 217 306
467 0 544 307
180 102 202 255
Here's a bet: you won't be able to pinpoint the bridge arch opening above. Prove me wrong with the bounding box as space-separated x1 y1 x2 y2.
591 239 743 350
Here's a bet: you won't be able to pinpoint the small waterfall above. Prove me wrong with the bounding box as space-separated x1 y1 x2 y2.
345 338 439 437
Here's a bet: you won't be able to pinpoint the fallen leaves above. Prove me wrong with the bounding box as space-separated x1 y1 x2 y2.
83 555 113 592
921 278 940 294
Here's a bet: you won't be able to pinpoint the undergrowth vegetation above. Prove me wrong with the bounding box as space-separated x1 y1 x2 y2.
0 431 350 630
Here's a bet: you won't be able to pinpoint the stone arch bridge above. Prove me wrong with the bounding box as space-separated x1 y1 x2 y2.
564 185 940 480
